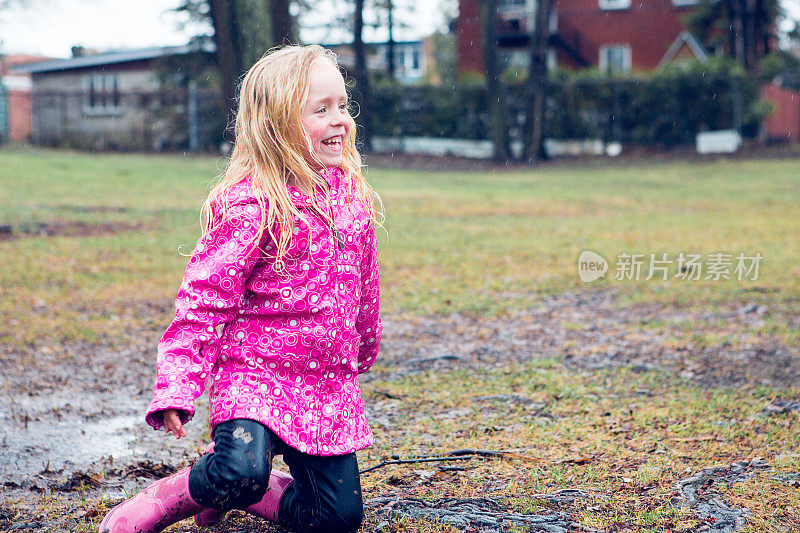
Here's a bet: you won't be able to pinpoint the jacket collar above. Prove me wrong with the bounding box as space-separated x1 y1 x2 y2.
287 167 343 207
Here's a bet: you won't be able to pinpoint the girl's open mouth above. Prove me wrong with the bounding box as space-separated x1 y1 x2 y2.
322 136 343 151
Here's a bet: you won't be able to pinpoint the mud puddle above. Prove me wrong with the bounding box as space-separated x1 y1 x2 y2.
0 220 146 240
0 390 208 497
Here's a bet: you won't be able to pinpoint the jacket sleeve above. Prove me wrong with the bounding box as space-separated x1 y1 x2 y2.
355 220 381 374
145 198 264 430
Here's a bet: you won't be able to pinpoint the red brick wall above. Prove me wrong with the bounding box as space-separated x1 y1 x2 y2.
761 84 800 142
458 0 693 75
457 0 485 76
555 0 690 70
7 89 32 142
2 54 53 142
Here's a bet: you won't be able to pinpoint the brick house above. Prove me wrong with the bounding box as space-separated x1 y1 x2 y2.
457 0 800 145
457 0 706 75
0 54 54 142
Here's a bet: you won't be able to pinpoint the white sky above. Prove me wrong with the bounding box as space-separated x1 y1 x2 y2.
0 0 451 58
0 0 796 58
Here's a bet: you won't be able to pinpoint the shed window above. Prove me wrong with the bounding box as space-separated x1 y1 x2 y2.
84 74 121 112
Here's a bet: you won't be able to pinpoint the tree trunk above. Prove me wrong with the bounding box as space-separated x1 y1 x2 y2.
523 0 552 163
479 0 510 162
729 0 746 66
270 0 293 44
743 0 757 70
757 0 769 56
724 0 738 61
354 0 372 152
209 0 243 133
387 0 396 78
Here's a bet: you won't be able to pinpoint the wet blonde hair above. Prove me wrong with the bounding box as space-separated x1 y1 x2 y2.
202 44 380 266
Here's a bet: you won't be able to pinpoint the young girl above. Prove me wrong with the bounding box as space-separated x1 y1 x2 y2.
100 44 381 533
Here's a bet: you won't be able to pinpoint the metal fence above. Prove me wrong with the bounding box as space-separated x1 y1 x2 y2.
25 72 780 154
30 86 225 152
0 82 8 142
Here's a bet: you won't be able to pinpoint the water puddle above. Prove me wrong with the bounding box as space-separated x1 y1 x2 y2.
0 392 208 488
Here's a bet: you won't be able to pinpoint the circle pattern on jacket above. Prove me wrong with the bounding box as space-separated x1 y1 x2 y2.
146 167 382 456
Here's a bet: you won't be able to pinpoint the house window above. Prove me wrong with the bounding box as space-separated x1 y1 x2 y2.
84 74 121 113
599 44 632 72
598 0 630 10
672 0 698 5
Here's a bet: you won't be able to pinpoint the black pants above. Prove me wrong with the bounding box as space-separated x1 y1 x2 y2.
188 419 363 533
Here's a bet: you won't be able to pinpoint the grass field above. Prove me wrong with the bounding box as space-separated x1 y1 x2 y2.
2 147 800 346
0 147 798 532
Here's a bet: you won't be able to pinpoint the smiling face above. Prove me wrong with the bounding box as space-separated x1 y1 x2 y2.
301 59 352 170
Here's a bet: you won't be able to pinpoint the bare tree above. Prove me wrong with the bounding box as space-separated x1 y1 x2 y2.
353 0 371 151
372 0 415 80
271 0 293 45
177 0 297 134
385 0 395 77
207 0 243 131
523 0 552 162
688 0 782 71
479 0 510 162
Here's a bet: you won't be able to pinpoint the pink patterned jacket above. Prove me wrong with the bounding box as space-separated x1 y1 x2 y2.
145 167 381 456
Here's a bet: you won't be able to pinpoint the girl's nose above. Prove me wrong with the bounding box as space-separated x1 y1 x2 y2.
330 112 345 126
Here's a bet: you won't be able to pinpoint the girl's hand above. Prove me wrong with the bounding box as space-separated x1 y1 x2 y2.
162 409 188 439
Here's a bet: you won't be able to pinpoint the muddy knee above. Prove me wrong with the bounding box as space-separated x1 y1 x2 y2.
190 441 271 509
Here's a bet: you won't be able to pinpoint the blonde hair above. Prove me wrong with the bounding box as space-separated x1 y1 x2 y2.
202 44 381 267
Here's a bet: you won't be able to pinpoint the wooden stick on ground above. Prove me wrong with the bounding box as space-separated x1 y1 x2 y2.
360 448 541 474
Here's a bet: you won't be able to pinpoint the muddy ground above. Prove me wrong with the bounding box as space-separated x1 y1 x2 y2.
1 289 798 530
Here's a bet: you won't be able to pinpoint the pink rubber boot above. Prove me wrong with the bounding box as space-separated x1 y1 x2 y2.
194 507 225 526
244 468 294 522
194 442 225 527
98 466 202 533
194 468 293 526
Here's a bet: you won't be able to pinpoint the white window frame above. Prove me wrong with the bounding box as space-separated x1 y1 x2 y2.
397 44 424 79
598 0 630 10
547 48 557 71
83 74 123 116
599 44 632 73
410 48 420 71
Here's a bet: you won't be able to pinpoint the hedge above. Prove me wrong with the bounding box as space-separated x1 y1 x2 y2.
367 59 768 147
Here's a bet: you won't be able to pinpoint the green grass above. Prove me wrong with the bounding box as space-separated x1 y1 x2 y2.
375 160 800 315
358 361 800 532
2 148 799 347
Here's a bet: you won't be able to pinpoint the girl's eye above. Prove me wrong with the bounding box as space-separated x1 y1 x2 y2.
339 103 347 111
316 107 326 114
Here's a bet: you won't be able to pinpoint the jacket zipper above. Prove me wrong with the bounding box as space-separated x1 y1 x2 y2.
306 193 342 454
306 203 344 250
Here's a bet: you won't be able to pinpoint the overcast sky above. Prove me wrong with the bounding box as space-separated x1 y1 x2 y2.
0 0 796 59
0 0 451 58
